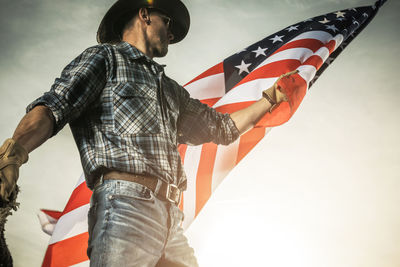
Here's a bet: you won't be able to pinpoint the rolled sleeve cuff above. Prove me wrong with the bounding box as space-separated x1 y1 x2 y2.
223 113 241 144
26 92 68 136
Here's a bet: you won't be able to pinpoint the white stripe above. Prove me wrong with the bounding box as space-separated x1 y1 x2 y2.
333 34 344 51
75 173 86 188
70 260 90 267
49 204 89 245
211 139 240 192
184 73 225 100
213 77 277 108
314 46 330 62
181 145 203 230
288 30 333 44
297 65 317 84
255 47 314 71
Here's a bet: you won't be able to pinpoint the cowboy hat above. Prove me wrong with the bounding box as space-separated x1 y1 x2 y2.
97 0 190 44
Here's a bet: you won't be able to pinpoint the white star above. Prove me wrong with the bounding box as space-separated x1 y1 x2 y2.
325 24 339 33
353 20 360 26
348 8 357 12
252 46 268 58
334 11 346 18
236 48 246 54
235 60 251 75
319 17 330 24
363 13 369 18
269 35 284 43
303 18 313 22
286 25 299 32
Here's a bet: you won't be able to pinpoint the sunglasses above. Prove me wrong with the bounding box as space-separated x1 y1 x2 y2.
147 8 172 28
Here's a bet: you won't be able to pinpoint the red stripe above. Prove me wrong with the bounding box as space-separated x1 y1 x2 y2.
272 38 325 55
41 209 63 220
62 182 92 215
179 193 184 211
303 55 324 70
177 144 187 212
195 143 218 215
235 59 301 88
42 232 89 267
184 62 224 87
178 144 188 164
325 39 336 54
236 128 266 164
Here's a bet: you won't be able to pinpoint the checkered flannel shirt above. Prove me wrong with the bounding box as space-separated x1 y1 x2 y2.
27 42 240 190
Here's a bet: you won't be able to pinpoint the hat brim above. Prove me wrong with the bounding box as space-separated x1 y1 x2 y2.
97 0 190 44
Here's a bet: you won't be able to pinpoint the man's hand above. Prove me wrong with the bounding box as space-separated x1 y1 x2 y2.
230 69 299 134
262 69 299 112
0 139 28 202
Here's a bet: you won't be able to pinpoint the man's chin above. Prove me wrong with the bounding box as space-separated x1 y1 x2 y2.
154 46 168 58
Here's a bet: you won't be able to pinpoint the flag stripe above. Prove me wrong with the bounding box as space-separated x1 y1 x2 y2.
236 128 268 164
49 204 90 244
62 182 92 215
181 145 203 229
42 232 89 267
211 138 240 191
195 143 218 214
185 73 225 100
41 209 63 220
184 62 224 87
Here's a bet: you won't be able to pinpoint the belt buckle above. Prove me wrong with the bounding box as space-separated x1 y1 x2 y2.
166 183 181 205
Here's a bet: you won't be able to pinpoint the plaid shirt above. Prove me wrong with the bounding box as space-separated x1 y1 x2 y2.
27 42 240 190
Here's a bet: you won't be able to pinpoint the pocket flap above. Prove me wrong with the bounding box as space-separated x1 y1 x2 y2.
114 82 156 99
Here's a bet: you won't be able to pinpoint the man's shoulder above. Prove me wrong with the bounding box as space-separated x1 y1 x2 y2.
82 43 116 56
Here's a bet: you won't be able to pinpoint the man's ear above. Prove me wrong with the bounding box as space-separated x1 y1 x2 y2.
138 7 151 25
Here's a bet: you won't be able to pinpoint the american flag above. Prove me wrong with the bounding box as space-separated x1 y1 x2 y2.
38 1 386 266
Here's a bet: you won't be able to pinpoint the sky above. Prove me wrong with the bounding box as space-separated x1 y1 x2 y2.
0 0 399 266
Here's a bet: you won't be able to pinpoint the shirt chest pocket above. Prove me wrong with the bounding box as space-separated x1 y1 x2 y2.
112 82 160 135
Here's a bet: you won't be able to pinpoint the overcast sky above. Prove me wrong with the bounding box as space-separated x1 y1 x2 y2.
0 0 399 266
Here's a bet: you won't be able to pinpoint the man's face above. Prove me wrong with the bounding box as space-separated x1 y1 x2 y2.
146 9 174 57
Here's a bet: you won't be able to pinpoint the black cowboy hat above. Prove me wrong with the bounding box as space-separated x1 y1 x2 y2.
97 0 190 44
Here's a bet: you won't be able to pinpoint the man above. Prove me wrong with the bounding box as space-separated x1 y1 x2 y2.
0 0 297 266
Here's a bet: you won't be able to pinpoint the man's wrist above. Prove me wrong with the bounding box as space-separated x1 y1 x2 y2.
262 90 277 113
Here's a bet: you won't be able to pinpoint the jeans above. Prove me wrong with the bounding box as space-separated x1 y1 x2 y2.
87 179 198 267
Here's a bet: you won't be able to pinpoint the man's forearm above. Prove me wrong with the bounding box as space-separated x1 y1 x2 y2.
12 105 54 153
230 97 272 135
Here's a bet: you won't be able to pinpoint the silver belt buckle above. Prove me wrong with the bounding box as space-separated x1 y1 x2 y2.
166 184 181 205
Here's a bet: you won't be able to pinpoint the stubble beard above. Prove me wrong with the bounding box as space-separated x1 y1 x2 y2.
153 37 169 57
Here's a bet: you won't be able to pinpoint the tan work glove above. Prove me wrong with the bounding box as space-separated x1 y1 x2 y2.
262 70 299 112
0 139 28 202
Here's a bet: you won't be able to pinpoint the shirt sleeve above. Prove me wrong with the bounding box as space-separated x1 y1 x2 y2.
177 86 240 146
26 45 109 136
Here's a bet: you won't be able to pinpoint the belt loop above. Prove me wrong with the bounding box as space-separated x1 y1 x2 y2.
154 179 162 195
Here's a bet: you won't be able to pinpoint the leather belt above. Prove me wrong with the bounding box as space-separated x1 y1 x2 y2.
102 171 181 205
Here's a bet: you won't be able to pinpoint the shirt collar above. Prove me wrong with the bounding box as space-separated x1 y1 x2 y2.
116 42 166 70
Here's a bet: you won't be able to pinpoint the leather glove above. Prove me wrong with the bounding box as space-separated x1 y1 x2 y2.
262 70 299 112
0 139 28 202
